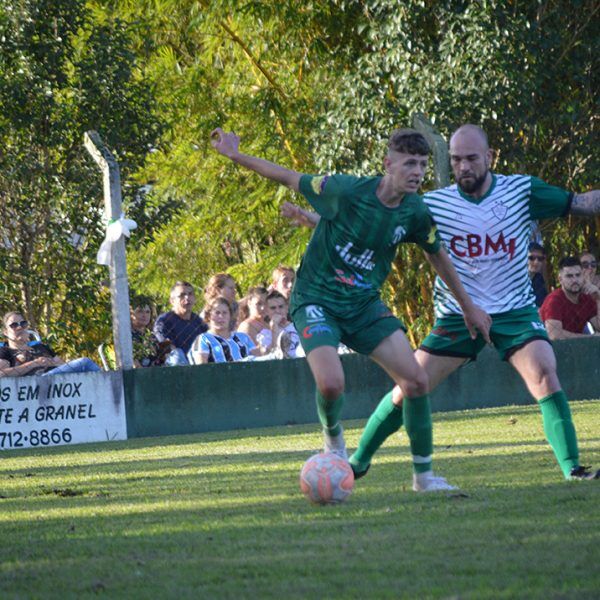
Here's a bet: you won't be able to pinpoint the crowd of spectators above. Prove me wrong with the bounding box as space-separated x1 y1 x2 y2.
2 248 597 378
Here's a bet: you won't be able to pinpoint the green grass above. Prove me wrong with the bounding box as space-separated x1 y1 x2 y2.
1 400 599 599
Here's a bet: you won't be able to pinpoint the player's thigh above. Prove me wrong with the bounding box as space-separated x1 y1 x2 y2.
415 349 467 391
369 329 428 397
306 345 345 399
508 339 561 398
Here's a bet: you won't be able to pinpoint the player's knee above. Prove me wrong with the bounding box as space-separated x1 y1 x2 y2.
402 370 429 398
317 377 345 401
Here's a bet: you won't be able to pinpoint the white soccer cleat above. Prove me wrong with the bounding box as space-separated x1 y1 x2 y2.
412 471 458 492
323 426 348 461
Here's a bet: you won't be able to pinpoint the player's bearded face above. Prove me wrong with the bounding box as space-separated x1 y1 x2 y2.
452 152 489 194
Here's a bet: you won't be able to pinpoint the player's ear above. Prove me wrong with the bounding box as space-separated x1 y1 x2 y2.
383 156 391 173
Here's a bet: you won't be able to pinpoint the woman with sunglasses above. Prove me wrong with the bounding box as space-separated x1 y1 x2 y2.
0 311 100 377
579 250 600 290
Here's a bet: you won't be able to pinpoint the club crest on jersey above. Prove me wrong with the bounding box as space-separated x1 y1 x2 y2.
305 305 325 322
391 226 407 244
492 201 508 220
426 225 438 245
310 175 329 195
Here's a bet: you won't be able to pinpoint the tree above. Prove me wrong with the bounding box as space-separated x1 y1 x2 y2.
0 0 162 355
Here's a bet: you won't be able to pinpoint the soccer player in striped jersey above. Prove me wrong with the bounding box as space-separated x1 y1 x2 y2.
352 124 600 481
211 126 491 492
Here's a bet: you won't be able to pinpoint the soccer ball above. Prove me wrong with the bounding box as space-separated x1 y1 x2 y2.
299 452 355 505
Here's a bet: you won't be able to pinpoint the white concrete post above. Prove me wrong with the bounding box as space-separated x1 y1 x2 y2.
412 113 451 188
84 131 134 370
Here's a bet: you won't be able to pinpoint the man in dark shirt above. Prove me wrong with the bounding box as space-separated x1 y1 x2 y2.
527 242 548 307
153 281 208 364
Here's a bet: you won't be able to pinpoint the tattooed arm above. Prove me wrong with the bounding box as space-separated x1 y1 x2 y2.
570 190 600 216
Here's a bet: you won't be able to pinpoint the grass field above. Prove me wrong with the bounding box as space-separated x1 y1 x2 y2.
1 400 599 599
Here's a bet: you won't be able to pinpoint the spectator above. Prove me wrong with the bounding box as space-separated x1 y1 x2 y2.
153 281 208 364
0 311 100 376
204 273 239 326
237 286 269 345
269 265 295 301
527 242 548 307
580 250 600 289
187 296 256 364
540 257 600 338
257 290 304 359
130 295 172 368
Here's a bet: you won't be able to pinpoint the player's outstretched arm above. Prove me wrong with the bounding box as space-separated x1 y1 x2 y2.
570 190 600 216
425 247 492 343
210 128 302 192
280 201 319 228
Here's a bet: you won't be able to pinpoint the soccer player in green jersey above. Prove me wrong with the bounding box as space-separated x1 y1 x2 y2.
211 126 491 492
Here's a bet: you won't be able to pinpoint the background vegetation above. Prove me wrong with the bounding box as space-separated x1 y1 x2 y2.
0 0 597 352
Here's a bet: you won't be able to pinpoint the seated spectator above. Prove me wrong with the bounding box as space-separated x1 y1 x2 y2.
527 242 548 307
269 265 295 301
130 295 173 368
0 311 100 377
204 273 239 326
187 297 256 364
153 281 208 365
237 286 269 345
257 291 304 359
580 250 600 289
540 256 600 338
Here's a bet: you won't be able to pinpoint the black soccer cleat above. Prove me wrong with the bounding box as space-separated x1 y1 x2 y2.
569 465 600 480
350 463 370 480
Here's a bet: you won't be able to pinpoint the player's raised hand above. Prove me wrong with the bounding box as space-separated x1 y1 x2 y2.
210 128 240 158
280 201 319 229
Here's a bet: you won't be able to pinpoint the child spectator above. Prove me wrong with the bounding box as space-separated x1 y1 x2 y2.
204 273 239 327
237 286 269 345
257 291 304 359
187 297 256 364
269 265 295 301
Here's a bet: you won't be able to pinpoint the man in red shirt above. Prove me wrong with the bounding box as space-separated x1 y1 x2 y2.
540 256 600 338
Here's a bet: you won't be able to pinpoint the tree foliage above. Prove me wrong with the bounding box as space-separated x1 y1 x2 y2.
114 0 597 342
1 1 597 350
0 0 162 354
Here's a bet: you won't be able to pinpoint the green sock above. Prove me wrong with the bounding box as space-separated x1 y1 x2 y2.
316 390 344 437
350 391 403 471
538 390 579 478
403 395 433 474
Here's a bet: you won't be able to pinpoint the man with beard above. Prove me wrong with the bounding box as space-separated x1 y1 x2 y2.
350 124 600 481
540 256 600 338
282 124 600 481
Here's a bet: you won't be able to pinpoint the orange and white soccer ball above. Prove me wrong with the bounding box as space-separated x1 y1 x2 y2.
299 452 355 505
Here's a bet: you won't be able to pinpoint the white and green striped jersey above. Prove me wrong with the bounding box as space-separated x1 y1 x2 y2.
423 174 572 316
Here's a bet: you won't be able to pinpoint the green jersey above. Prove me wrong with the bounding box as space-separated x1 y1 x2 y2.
292 174 440 309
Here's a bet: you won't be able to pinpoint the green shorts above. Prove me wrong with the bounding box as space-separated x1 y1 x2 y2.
420 306 550 361
291 294 405 356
